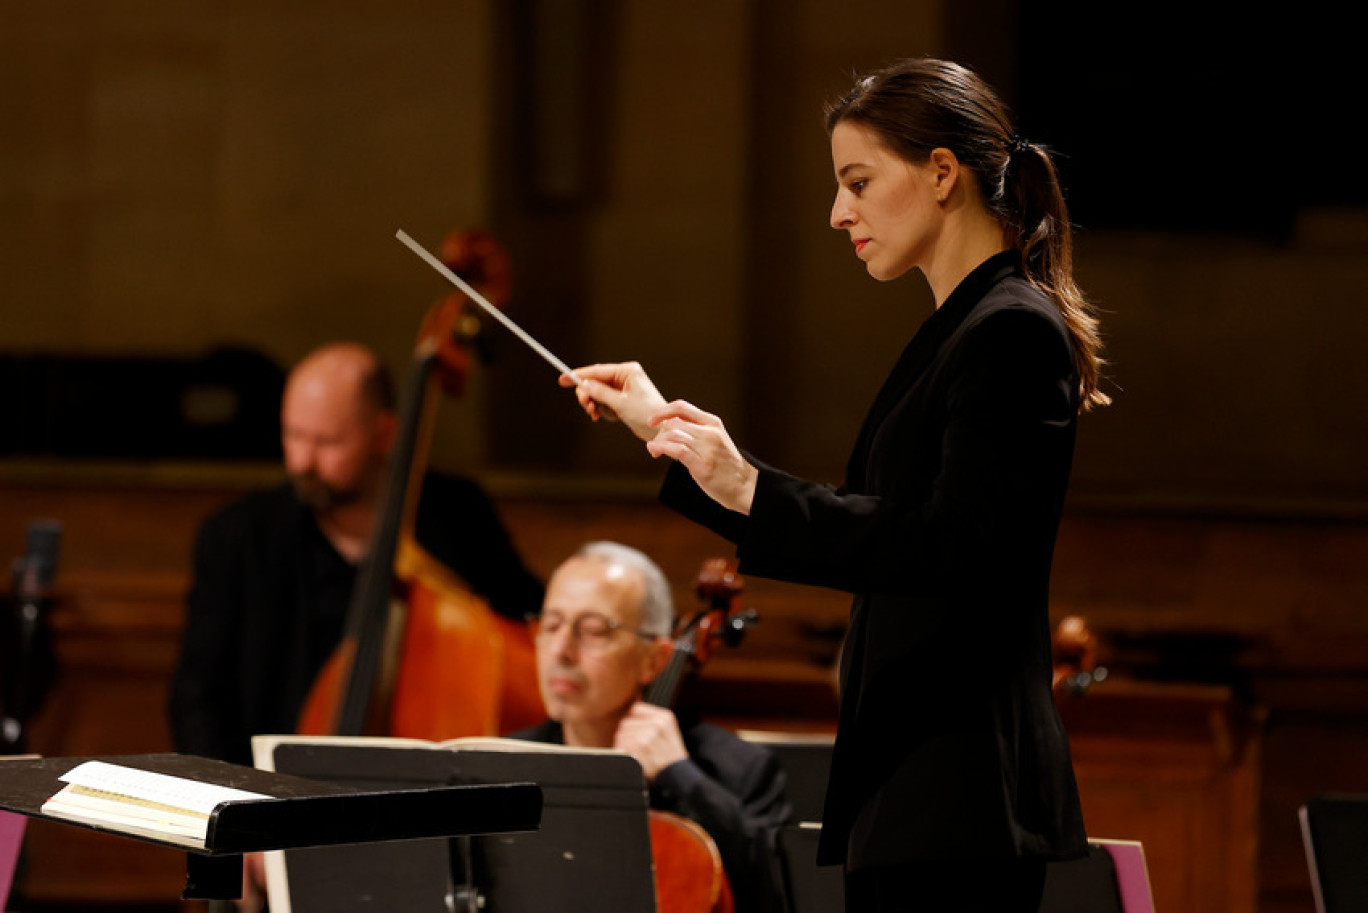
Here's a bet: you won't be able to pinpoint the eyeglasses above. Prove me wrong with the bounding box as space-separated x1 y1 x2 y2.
532 611 658 652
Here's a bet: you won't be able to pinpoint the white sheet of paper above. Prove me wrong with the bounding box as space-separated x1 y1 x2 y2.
59 761 269 814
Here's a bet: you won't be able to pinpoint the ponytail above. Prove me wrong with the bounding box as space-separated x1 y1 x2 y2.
1003 141 1110 410
827 58 1110 411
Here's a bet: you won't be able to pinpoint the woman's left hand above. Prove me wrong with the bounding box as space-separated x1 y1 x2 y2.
647 400 758 515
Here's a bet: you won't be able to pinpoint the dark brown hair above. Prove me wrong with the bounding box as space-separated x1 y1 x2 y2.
826 58 1109 410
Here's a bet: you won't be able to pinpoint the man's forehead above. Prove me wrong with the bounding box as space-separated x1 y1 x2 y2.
282 374 369 430
546 558 643 618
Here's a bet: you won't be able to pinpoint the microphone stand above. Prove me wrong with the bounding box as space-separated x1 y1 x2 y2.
1 520 61 755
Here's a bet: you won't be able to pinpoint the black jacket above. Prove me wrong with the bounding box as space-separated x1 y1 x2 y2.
169 472 543 765
661 251 1088 870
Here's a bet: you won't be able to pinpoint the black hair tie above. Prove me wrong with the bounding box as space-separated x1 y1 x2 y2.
1007 135 1031 159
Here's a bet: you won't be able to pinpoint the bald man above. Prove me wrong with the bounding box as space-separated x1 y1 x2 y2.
169 343 543 765
515 542 792 913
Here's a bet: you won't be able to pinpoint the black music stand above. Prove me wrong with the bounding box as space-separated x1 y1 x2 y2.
263 740 657 913
0 752 541 901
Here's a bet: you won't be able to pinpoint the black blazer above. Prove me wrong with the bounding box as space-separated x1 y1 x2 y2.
661 251 1088 870
169 472 544 765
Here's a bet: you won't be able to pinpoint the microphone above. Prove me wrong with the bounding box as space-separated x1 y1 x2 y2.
2 519 62 752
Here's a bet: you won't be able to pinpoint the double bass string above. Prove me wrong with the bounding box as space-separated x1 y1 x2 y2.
395 229 583 385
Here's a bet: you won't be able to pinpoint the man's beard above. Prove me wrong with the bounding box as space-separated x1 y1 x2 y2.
289 471 366 512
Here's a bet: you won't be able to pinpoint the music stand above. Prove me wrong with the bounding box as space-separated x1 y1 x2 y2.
0 753 541 901
263 740 656 913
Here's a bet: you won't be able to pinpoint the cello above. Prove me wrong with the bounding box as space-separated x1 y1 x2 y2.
1050 614 1107 697
644 558 758 913
297 228 543 740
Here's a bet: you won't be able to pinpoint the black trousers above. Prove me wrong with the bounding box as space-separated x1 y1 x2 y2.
844 857 1047 913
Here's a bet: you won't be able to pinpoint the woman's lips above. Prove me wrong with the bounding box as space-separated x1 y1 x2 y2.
854 239 870 256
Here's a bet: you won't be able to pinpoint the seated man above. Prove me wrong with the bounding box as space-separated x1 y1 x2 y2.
169 341 543 766
515 541 791 913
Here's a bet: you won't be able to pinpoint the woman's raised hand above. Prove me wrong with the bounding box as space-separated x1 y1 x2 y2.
647 401 757 516
562 364 757 515
560 362 668 442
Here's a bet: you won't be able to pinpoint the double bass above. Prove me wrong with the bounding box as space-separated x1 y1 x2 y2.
298 229 543 740
644 558 758 913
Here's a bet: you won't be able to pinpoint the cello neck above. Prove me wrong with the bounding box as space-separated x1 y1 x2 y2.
643 559 751 711
644 626 696 709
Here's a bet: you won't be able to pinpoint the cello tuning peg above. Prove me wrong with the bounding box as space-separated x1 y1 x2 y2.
721 608 758 646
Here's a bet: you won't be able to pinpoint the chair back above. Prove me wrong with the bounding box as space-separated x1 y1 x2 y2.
1099 841 1156 913
737 731 833 824
1301 794 1368 913
739 732 838 913
1041 840 1155 913
774 825 842 913
1 810 25 911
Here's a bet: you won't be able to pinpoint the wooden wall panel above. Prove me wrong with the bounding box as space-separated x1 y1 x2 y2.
5 471 1368 911
1060 683 1263 913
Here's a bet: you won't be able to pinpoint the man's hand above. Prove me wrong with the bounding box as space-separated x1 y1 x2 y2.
613 702 689 781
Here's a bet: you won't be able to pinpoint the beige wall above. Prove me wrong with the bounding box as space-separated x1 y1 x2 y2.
1072 219 1368 511
576 1 752 471
4 1 1368 513
2 0 496 464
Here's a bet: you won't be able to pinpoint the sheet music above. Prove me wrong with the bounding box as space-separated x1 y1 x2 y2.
58 760 268 814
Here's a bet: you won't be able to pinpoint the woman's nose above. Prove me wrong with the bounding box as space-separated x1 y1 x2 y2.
830 192 855 229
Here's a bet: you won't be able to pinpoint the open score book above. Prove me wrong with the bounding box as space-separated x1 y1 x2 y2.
40 760 269 848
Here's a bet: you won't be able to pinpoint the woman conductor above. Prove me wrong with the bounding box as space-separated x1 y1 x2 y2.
562 58 1108 912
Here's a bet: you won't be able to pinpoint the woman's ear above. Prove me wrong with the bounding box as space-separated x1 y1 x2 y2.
928 147 961 201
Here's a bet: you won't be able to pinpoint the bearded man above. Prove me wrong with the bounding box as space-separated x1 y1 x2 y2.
169 342 542 765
